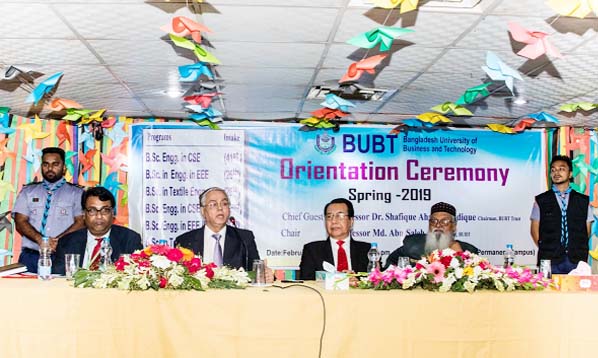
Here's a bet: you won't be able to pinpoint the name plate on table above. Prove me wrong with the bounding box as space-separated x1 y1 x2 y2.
553 274 598 291
315 271 349 290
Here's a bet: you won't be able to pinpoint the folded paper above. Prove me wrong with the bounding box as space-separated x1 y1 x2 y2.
507 22 562 60
347 26 414 52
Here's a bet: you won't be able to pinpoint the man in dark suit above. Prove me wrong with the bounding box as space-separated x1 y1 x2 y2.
299 198 371 280
174 187 272 281
384 202 479 269
53 186 143 275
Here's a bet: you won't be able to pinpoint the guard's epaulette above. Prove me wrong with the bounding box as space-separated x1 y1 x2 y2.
22 181 42 187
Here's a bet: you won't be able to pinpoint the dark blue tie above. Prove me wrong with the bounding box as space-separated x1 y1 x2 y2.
553 186 572 248
40 178 65 236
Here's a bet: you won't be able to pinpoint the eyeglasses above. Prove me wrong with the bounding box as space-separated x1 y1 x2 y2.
428 218 453 227
204 201 230 210
325 212 350 221
85 207 113 216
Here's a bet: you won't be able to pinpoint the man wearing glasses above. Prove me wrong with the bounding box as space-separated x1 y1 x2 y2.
53 186 143 274
175 187 270 279
530 155 593 274
384 202 479 269
299 198 371 280
13 147 86 272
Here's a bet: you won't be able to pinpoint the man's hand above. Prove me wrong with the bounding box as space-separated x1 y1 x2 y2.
264 259 275 283
342 269 359 287
49 237 59 251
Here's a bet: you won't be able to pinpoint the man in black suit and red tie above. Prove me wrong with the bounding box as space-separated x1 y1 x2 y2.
175 187 273 282
299 198 371 280
53 186 143 275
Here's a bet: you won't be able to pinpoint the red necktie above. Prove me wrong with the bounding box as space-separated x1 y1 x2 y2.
336 240 348 272
88 237 104 271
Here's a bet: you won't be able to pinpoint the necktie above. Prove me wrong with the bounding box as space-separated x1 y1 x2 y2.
40 178 65 236
89 237 104 271
553 187 572 248
337 240 348 272
212 234 223 267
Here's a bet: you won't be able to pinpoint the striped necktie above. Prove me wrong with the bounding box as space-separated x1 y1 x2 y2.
40 178 65 236
553 187 572 248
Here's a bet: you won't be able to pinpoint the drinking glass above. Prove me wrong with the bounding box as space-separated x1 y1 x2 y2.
65 254 81 280
252 259 266 286
397 256 411 269
539 259 552 279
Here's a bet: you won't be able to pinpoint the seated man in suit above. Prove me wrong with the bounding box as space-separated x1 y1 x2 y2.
384 202 479 269
175 187 273 282
299 198 372 280
53 186 143 274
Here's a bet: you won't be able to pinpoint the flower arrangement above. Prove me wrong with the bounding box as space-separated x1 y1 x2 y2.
73 244 250 291
359 249 553 293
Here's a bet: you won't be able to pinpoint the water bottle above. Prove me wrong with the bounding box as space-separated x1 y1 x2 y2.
37 236 52 280
367 242 381 272
99 237 113 272
503 244 515 268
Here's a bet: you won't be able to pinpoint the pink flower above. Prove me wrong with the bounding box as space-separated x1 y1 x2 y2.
426 261 446 283
184 257 202 274
115 257 129 271
138 260 151 268
381 269 395 284
439 255 452 268
166 248 184 262
368 269 383 285
204 263 216 279
159 277 168 288
151 245 170 256
392 266 412 284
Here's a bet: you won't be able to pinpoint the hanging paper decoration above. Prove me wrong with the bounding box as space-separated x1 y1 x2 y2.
507 22 562 60
481 51 522 95
339 55 387 83
347 26 414 51
25 72 63 105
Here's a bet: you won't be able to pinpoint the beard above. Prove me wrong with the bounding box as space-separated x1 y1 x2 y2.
42 172 63 183
424 231 454 255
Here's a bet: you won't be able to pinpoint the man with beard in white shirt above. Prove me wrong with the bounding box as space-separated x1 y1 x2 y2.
384 202 479 269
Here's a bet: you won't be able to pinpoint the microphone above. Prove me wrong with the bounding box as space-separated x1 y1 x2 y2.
229 216 237 228
229 216 249 271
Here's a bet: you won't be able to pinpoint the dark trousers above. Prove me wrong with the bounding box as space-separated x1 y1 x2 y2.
551 257 578 274
18 248 39 273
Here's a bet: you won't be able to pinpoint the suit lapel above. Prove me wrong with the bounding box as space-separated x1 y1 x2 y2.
324 238 335 266
197 227 205 257
223 226 241 266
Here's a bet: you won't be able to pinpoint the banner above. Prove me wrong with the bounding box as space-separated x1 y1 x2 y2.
129 123 546 268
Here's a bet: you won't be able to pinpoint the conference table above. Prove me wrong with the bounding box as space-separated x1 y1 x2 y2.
0 278 596 358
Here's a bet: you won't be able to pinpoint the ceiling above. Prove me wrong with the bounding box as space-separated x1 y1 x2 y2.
1 0 598 127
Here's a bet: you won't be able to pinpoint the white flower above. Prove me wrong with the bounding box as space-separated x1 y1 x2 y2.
118 276 133 290
450 258 460 269
464 280 477 293
454 267 464 279
150 255 173 270
439 276 456 292
169 273 184 288
137 276 151 290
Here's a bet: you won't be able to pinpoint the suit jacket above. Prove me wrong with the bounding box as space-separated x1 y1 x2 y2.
299 238 371 280
383 234 480 269
53 225 143 275
174 225 260 271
